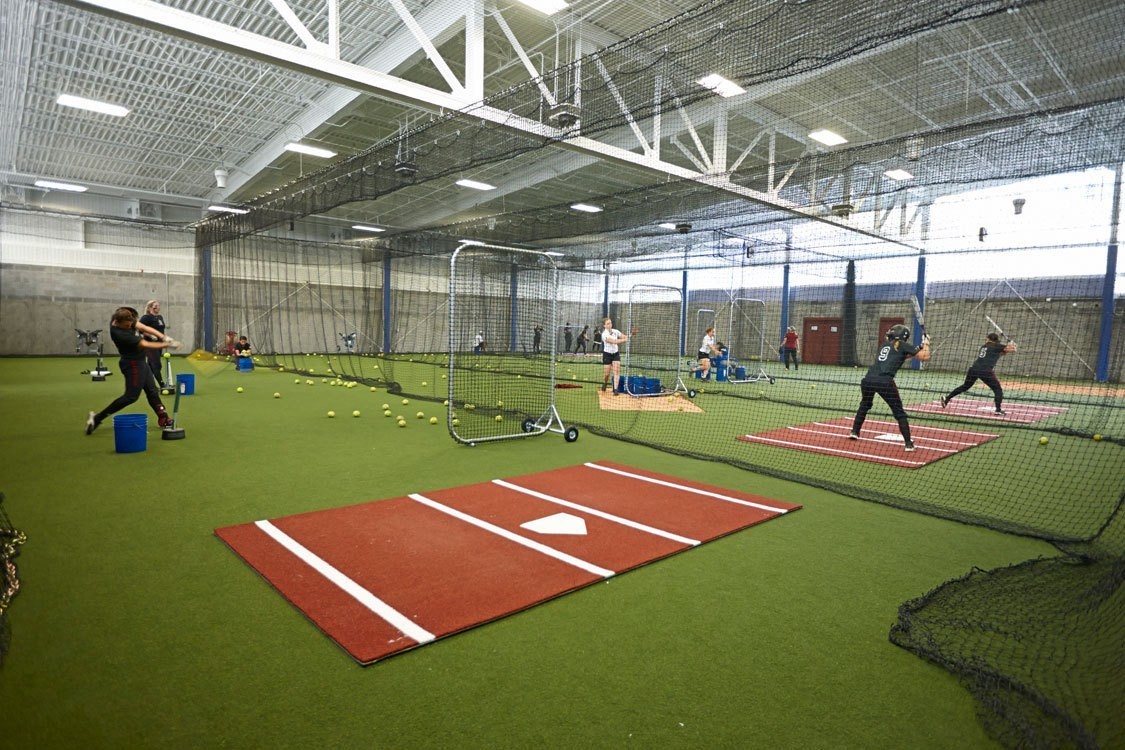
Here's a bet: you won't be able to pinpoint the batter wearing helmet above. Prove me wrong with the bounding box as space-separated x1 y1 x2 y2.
849 324 930 452
940 332 1017 414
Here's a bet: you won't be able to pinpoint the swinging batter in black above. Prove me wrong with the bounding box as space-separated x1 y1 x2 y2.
941 333 1017 414
849 324 930 452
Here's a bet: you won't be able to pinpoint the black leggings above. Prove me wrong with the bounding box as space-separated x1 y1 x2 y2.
96 358 168 424
947 370 1003 409
783 347 798 369
852 377 912 444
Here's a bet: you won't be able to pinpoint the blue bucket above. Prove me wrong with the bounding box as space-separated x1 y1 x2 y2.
237 358 254 372
113 414 148 454
715 365 728 382
734 366 747 380
176 373 195 395
645 378 660 394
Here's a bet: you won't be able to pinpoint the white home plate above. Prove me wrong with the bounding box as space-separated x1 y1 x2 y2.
520 512 588 536
873 433 906 443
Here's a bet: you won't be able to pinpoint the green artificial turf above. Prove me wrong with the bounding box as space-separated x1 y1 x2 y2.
0 357 1056 748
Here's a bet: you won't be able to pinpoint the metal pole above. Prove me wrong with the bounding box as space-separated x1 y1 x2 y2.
1096 162 1122 382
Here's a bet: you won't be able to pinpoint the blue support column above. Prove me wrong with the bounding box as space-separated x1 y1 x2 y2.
510 263 519 353
201 246 213 353
779 263 790 362
1096 243 1117 382
602 270 609 320
382 255 392 354
912 255 926 369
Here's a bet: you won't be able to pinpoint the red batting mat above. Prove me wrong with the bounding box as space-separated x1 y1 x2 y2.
737 416 999 468
215 462 799 665
906 397 1068 424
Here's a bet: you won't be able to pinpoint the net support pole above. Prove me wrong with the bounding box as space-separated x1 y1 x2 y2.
911 254 926 369
602 266 609 320
201 246 213 352
1096 162 1122 382
510 263 519 353
779 263 791 362
680 269 688 357
382 255 392 353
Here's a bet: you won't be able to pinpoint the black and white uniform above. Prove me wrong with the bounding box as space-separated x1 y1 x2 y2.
139 311 166 387
91 325 170 429
851 339 920 444
601 328 623 364
945 341 1007 410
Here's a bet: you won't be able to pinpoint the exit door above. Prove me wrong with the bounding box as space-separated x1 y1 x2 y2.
802 317 842 365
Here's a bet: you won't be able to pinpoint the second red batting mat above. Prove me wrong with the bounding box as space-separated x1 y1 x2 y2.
215 461 800 664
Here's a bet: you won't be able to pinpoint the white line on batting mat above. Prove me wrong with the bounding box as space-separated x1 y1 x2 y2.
408 493 615 578
583 462 789 514
492 479 701 546
739 435 927 466
792 425 957 453
254 519 435 645
859 418 999 439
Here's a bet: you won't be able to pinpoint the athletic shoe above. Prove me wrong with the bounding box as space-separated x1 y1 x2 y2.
904 442 915 452
940 396 950 408
847 431 859 440
995 409 1007 415
601 383 607 392
85 411 98 435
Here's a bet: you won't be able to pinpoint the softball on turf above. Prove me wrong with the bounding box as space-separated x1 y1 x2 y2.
382 403 390 410
430 417 438 425
1093 434 1102 441
397 420 406 428
1039 436 1048 445
443 400 449 406
352 410 361 418
497 400 503 407
273 392 280 399
236 387 244 393
495 415 503 422
295 379 301 384
279 367 285 372
416 412 425 419
421 381 427 387
307 380 314 385
452 418 460 426
327 411 336 418
383 410 392 417
370 387 377 392
402 399 410 405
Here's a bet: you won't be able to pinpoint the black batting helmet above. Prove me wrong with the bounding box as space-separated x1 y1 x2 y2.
886 324 910 342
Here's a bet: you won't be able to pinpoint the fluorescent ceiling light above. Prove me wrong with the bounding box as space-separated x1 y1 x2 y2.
544 251 564 257
459 239 486 246
208 205 249 214
809 129 847 146
883 168 914 181
285 142 337 159
351 224 385 232
659 222 678 229
34 179 87 192
697 74 746 98
455 178 496 191
513 0 569 14
570 203 602 213
56 94 129 117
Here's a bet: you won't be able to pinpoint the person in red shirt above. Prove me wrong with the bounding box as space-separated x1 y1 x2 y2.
780 327 800 370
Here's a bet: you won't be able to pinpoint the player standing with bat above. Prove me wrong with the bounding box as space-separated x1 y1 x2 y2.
848 324 930 452
600 317 629 394
941 326 1017 415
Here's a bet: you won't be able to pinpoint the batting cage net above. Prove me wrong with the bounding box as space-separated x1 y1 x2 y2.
174 0 1125 746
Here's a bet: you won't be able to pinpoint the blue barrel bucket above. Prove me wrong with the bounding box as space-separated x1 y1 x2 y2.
176 373 195 395
113 414 148 454
237 358 254 372
645 378 660 393
734 366 747 380
715 365 728 382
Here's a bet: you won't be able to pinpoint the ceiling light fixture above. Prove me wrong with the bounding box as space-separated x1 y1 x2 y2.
658 222 678 229
208 205 249 214
697 73 746 98
352 224 385 232
35 179 88 192
284 142 337 159
809 129 847 146
883 168 914 181
56 94 130 117
513 0 569 14
570 203 602 213
544 251 564 257
455 178 496 191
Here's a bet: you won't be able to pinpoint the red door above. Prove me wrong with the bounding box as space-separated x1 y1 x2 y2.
802 318 842 365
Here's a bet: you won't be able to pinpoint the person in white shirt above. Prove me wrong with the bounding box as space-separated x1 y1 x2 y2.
694 326 721 380
600 317 629 393
473 331 485 354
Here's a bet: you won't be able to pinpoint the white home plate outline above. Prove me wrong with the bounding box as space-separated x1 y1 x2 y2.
521 512 588 535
